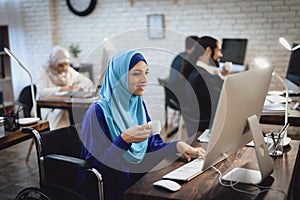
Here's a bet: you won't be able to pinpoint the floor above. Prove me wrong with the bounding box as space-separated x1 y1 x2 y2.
0 118 299 200
0 140 39 200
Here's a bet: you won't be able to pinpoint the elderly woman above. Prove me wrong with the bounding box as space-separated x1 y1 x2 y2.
37 45 93 129
77 50 205 200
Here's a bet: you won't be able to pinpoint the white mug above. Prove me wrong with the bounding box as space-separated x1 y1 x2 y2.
150 120 161 135
223 61 232 71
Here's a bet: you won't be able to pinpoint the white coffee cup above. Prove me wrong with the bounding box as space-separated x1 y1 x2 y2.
150 120 161 135
223 61 232 71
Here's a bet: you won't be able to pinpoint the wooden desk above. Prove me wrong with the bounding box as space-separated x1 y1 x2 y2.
260 103 300 126
37 96 96 125
0 120 49 150
260 102 300 126
125 133 300 200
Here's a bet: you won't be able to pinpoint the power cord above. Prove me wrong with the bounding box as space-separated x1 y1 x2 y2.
210 166 286 199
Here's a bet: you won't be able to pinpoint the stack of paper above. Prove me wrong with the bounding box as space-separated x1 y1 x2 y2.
266 95 292 104
262 103 285 115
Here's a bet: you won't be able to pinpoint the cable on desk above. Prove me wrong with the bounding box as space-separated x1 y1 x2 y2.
210 166 286 199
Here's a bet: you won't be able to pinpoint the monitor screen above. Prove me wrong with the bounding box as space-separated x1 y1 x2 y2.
202 66 273 170
220 38 248 65
285 43 300 94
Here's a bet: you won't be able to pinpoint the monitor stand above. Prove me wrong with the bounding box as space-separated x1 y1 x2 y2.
222 115 274 184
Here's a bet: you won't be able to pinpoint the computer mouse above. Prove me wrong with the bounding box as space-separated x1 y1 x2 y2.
153 179 181 192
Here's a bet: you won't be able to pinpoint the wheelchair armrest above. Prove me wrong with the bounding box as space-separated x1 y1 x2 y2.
22 127 35 133
44 154 91 170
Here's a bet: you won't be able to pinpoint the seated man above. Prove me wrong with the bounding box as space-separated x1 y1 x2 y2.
180 36 227 135
169 35 199 85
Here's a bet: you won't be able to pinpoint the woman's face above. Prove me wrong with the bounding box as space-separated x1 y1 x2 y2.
128 61 149 96
57 62 69 73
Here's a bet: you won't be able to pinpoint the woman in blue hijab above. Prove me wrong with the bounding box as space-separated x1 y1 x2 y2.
78 50 205 200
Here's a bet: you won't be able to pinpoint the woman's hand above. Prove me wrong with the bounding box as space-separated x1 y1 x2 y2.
59 85 74 92
60 84 83 92
176 141 206 161
121 123 151 144
73 84 83 91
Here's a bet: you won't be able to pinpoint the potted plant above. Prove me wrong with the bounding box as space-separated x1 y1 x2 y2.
69 43 81 67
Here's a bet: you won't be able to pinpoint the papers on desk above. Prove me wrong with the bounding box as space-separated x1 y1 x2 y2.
268 90 284 96
262 94 290 115
266 95 292 104
262 103 285 115
18 117 40 125
246 137 268 147
55 91 93 98
54 91 69 96
65 97 97 103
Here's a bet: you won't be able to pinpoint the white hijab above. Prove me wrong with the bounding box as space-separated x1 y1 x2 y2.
44 45 72 86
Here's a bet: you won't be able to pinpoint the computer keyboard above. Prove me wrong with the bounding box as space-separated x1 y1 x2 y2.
162 158 204 181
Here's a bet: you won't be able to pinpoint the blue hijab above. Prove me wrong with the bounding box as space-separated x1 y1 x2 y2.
98 50 149 164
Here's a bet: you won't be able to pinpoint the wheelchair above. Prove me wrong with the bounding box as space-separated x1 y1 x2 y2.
15 125 104 200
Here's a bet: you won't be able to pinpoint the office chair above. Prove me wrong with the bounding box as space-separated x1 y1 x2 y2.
14 84 37 162
158 78 181 138
15 85 37 118
15 125 104 200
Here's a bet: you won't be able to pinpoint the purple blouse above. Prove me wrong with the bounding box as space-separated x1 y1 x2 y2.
78 102 179 200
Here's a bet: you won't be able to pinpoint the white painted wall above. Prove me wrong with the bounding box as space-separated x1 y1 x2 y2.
1 0 300 124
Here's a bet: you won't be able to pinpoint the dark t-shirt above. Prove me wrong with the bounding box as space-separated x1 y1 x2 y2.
182 66 223 135
169 52 188 85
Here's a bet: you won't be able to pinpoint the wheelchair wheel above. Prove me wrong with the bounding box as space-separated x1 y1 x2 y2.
15 187 51 200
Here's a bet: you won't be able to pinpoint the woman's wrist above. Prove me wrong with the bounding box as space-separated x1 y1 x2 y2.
176 141 189 154
121 132 131 144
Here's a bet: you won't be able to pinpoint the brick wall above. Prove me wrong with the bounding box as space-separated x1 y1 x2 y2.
17 0 300 134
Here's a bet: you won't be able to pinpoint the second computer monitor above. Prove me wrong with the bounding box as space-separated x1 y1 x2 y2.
285 43 300 94
220 38 248 72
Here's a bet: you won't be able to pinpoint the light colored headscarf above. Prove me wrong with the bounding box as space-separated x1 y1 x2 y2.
44 45 72 86
98 50 148 164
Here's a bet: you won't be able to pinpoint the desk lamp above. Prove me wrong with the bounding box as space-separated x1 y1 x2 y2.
254 57 291 146
279 37 300 51
4 48 37 118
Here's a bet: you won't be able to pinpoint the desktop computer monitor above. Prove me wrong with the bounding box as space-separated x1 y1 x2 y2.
202 65 273 174
220 38 248 72
285 43 300 94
